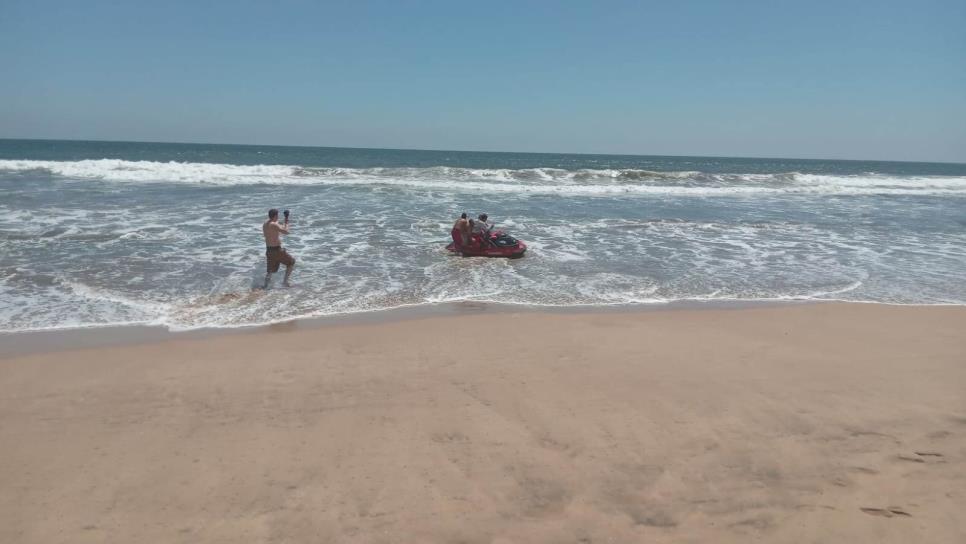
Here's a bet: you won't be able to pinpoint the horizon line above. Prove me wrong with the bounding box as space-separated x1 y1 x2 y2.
1 136 964 167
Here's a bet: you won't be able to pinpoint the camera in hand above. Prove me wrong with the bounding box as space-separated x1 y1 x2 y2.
283 209 290 219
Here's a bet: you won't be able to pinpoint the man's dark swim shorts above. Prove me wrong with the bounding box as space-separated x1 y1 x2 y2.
266 246 295 273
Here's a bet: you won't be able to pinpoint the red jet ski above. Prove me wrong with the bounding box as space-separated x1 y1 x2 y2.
447 229 527 258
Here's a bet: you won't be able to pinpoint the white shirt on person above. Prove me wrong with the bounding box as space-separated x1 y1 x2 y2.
472 220 492 234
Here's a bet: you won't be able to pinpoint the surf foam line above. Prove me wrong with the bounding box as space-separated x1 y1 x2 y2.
2 295 964 335
2 159 966 196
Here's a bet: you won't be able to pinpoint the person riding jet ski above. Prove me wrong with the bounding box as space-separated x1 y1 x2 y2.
451 213 470 249
446 213 527 258
472 213 493 248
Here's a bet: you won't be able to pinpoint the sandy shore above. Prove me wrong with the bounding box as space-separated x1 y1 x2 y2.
1 303 964 543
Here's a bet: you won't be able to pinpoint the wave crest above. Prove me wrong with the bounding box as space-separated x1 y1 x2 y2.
2 159 965 196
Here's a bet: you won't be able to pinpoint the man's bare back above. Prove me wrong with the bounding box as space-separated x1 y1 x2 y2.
263 219 288 247
454 217 470 241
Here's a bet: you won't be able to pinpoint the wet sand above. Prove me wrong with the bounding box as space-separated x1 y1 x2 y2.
1 303 964 543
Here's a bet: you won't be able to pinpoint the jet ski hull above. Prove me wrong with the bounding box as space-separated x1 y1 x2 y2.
446 241 527 258
446 230 527 258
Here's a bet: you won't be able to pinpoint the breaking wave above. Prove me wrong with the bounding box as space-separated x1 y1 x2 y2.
2 159 965 196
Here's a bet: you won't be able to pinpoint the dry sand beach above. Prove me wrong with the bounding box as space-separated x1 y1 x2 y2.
1 303 965 543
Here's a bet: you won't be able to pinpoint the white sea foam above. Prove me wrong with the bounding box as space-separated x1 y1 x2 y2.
3 156 966 333
0 159 296 184
3 159 966 196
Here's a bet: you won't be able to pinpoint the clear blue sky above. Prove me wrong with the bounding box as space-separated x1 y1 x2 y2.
2 0 964 162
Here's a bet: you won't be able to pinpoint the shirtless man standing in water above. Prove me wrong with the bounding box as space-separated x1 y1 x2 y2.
263 208 295 288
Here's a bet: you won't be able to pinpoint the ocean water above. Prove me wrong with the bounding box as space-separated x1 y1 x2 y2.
1 139 965 332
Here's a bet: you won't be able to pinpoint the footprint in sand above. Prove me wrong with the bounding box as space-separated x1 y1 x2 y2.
431 431 469 443
897 454 926 463
861 507 912 518
897 451 945 463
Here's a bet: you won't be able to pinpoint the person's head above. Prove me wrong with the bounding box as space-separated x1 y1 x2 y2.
460 213 467 219
268 208 279 221
479 213 488 222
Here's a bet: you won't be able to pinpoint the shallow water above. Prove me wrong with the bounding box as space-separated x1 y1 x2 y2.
1 139 964 331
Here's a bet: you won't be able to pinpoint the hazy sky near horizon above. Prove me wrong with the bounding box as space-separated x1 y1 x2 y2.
1 0 964 162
